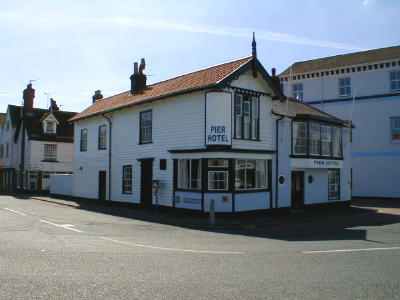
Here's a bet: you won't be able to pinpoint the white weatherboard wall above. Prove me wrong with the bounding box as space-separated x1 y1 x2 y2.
28 141 73 172
72 68 277 211
50 174 72 196
235 192 270 211
205 91 231 146
277 118 292 208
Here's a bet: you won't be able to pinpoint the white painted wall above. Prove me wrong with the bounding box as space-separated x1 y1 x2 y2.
27 140 73 172
50 174 72 196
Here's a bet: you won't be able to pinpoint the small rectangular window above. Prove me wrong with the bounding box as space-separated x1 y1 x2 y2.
391 117 400 142
80 128 88 152
46 121 56 134
328 169 340 200
321 125 332 156
390 71 400 92
309 122 321 155
234 93 259 140
98 125 107 150
44 144 57 161
140 110 152 144
160 159 167 170
0 144 3 158
5 144 8 158
122 165 132 194
339 77 351 97
208 171 228 191
292 83 303 101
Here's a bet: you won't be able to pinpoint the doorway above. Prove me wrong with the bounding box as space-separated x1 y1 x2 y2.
98 170 107 201
291 171 304 209
140 159 153 208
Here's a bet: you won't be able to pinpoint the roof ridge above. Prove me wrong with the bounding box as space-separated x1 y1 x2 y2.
95 55 253 103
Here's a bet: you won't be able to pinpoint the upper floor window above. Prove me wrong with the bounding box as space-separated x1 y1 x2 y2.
0 144 3 158
80 128 88 152
234 93 259 140
140 110 152 144
5 143 9 158
292 121 342 158
177 159 201 190
292 83 303 101
390 70 400 92
391 117 400 142
292 121 307 155
338 77 351 97
45 121 56 134
6 121 9 131
98 125 107 150
44 144 57 161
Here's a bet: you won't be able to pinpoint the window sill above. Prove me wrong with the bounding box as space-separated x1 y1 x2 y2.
122 192 132 195
139 141 153 145
42 160 59 163
176 189 202 193
98 148 107 151
290 155 343 160
233 138 261 142
235 188 270 193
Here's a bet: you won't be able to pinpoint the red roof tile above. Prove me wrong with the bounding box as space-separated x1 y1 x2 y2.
70 56 253 122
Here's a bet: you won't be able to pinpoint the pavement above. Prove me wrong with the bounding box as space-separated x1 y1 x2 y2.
1 194 400 299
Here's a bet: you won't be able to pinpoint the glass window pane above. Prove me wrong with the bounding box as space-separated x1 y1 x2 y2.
208 159 228 168
309 122 320 155
293 122 307 155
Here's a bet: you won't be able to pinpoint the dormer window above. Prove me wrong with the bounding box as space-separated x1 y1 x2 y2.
46 121 56 134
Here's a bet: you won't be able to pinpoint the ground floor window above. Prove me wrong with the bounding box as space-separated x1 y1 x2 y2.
208 170 229 191
177 159 201 190
328 169 340 200
235 159 268 190
122 165 133 194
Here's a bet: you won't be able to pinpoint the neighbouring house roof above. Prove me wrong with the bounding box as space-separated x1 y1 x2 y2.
70 56 282 122
280 45 400 76
0 113 5 126
11 105 77 143
273 98 350 126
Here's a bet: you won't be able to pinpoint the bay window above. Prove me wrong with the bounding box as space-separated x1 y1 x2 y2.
234 93 259 140
235 160 268 190
177 159 201 190
292 120 343 158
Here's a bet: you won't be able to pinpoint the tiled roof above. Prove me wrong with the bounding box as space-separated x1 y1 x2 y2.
273 98 348 126
280 45 400 76
70 56 254 122
11 105 77 143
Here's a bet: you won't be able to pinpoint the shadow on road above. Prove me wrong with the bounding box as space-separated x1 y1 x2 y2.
6 194 400 242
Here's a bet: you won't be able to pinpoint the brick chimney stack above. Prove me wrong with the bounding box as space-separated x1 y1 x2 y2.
92 90 103 103
130 58 147 94
23 83 35 114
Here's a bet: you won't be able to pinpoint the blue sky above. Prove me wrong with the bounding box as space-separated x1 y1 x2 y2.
0 0 399 113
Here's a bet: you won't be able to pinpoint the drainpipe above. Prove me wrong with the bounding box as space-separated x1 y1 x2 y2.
273 112 284 209
102 114 112 201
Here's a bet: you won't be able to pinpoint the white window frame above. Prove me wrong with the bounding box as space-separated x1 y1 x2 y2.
140 110 152 144
207 170 229 191
390 70 400 92
177 159 201 191
292 83 303 101
338 77 352 97
98 125 107 150
328 169 340 201
235 159 268 191
122 165 133 194
321 125 332 156
45 121 56 134
292 121 307 155
80 128 88 152
44 144 57 162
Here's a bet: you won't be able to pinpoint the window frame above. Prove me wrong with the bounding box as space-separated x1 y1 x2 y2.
80 128 88 152
390 70 400 92
98 124 107 150
328 169 340 201
338 77 352 97
207 159 230 192
233 93 260 141
43 144 57 162
45 121 56 134
292 121 308 155
139 110 153 144
176 159 202 191
235 159 268 191
122 165 133 194
390 116 400 143
292 83 304 101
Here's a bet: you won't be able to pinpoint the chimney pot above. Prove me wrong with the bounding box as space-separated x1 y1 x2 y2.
92 90 103 103
272 68 276 77
23 83 35 114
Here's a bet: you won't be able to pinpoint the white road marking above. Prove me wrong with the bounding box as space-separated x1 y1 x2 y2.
3 208 27 216
40 219 83 233
303 246 400 254
100 236 244 255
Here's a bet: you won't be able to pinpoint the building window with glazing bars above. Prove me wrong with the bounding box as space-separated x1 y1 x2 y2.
235 160 268 190
292 83 303 101
207 159 229 191
391 117 400 142
338 77 351 97
140 110 152 144
328 169 340 200
122 165 132 194
234 93 259 140
80 128 88 152
44 144 57 162
177 159 201 190
390 70 400 92
292 122 307 155
98 125 107 150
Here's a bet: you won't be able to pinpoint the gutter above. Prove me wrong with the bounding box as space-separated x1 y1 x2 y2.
102 113 112 201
